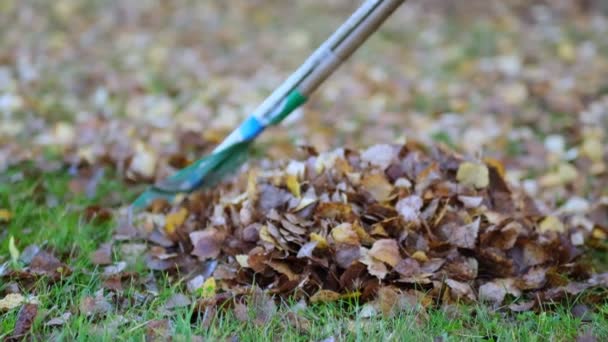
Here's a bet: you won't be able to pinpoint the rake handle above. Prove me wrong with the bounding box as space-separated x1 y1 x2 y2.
299 0 405 95
215 0 405 152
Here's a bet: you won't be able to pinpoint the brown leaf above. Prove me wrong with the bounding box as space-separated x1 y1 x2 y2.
258 184 292 213
266 260 298 281
79 291 112 317
190 228 225 260
246 290 277 326
310 289 341 303
233 301 249 322
315 202 353 220
91 243 113 265
478 281 507 305
447 218 480 249
44 312 71 327
29 250 71 279
360 248 389 279
508 300 535 312
9 303 38 339
146 319 171 342
361 173 394 203
369 239 401 267
445 279 476 301
517 267 547 290
164 293 192 310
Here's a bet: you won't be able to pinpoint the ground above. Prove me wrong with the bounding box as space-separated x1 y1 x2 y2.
1 1 608 340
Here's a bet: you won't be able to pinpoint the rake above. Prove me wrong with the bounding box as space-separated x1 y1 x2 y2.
132 0 406 210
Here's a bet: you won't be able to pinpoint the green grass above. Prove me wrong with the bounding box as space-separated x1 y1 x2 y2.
1 167 608 341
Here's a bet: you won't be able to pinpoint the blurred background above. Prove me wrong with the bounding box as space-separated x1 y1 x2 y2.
1 0 607 201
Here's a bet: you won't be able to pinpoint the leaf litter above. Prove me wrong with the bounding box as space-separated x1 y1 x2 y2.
113 139 608 319
0 0 607 335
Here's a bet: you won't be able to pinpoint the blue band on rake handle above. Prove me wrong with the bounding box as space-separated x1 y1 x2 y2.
239 116 265 141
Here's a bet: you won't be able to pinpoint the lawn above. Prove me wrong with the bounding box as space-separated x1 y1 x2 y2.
2 1 608 341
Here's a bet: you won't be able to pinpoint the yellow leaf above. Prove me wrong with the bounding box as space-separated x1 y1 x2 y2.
539 163 578 187
0 293 24 311
339 291 361 300
310 289 341 303
361 173 394 202
353 221 374 245
538 216 565 234
592 228 607 240
557 41 575 62
285 174 301 198
9 236 19 264
331 223 359 245
201 277 216 298
0 209 12 222
483 157 506 178
165 208 188 234
259 225 279 247
411 251 428 263
457 162 489 189
309 233 328 249
247 169 258 202
581 134 603 163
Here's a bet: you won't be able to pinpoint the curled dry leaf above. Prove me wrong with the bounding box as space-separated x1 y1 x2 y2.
369 239 401 267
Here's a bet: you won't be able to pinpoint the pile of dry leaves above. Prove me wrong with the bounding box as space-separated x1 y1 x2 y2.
117 141 608 314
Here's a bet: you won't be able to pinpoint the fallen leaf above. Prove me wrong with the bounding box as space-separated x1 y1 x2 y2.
285 174 301 198
165 208 188 235
164 293 192 309
538 216 565 234
44 312 72 327
0 208 12 222
79 291 112 316
396 195 423 222
309 233 329 249
235 254 250 267
9 303 38 339
361 144 396 170
190 229 225 260
310 289 341 303
445 279 476 301
369 239 401 267
361 173 394 202
0 293 25 311
457 162 489 189
297 241 318 258
447 218 480 249
145 319 171 342
91 243 113 265
539 163 578 187
201 277 216 298
331 223 359 245
481 282 507 305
